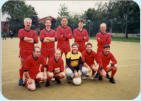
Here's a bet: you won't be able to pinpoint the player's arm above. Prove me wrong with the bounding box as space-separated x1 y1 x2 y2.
56 27 66 41
73 30 83 42
66 58 75 72
96 34 104 44
60 60 65 72
83 30 89 42
110 53 117 67
65 27 72 40
105 34 111 44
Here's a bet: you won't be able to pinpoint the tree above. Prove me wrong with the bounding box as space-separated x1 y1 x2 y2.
2 0 39 36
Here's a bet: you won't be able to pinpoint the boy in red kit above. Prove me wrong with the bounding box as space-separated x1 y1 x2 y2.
96 23 111 55
56 16 72 56
98 45 117 83
18 18 38 86
82 43 100 79
23 46 47 91
40 19 56 60
45 49 65 87
73 19 89 53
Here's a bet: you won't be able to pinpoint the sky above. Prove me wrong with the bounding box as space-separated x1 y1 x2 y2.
25 0 108 19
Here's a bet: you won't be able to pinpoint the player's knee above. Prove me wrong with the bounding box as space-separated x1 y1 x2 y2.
48 72 54 78
100 70 106 77
112 66 117 71
66 68 73 77
82 67 88 75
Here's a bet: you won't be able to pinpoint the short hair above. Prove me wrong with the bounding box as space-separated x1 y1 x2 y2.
72 43 79 47
24 18 32 23
103 44 110 49
100 23 106 28
33 46 40 52
78 19 85 24
61 16 68 20
45 18 52 23
86 42 92 47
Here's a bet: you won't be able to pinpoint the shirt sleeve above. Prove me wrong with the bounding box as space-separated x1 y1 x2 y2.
110 53 117 65
73 30 83 42
83 30 89 42
33 31 38 44
56 27 66 41
18 29 24 40
96 33 104 44
105 34 111 44
65 27 72 39
40 30 45 43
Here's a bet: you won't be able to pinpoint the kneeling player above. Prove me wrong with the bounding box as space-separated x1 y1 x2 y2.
45 49 65 87
82 43 100 79
98 45 117 83
66 43 83 84
23 46 47 91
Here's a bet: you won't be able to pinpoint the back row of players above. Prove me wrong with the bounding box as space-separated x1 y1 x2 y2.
18 17 117 91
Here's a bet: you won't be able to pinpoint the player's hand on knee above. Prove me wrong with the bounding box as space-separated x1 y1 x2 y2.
78 70 82 77
54 68 60 73
74 71 78 78
28 78 33 84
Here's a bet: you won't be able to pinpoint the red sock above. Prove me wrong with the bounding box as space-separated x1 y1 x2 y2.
55 75 64 79
19 68 24 79
111 69 117 78
47 77 52 81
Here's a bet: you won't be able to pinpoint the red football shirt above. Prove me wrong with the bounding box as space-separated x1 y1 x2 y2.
99 52 117 69
18 28 38 50
96 32 111 53
73 28 89 52
56 26 72 53
48 57 64 73
82 50 99 67
23 55 47 79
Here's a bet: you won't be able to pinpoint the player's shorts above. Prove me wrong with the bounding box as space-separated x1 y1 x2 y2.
41 48 55 59
20 49 33 60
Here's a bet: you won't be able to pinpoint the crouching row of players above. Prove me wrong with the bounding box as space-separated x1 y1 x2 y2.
23 43 117 91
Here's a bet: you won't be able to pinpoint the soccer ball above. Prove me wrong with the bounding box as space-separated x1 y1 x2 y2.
73 77 82 85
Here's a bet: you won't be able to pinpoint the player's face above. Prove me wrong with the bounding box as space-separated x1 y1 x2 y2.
100 25 106 33
78 22 84 29
72 46 78 54
86 45 92 53
45 20 51 28
24 20 32 30
34 48 41 58
61 18 68 27
103 48 110 55
55 51 61 60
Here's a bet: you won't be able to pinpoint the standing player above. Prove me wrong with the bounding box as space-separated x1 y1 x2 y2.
66 43 83 84
96 23 111 55
18 18 38 86
40 19 56 61
56 16 72 56
23 46 47 91
73 19 89 53
98 45 117 83
82 43 101 79
45 49 65 87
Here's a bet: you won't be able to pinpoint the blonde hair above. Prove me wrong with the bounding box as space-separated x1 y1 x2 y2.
55 49 61 54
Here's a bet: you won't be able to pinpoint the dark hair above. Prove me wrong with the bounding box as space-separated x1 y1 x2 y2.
33 46 40 51
103 45 110 49
86 42 92 47
72 43 79 47
78 19 85 24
